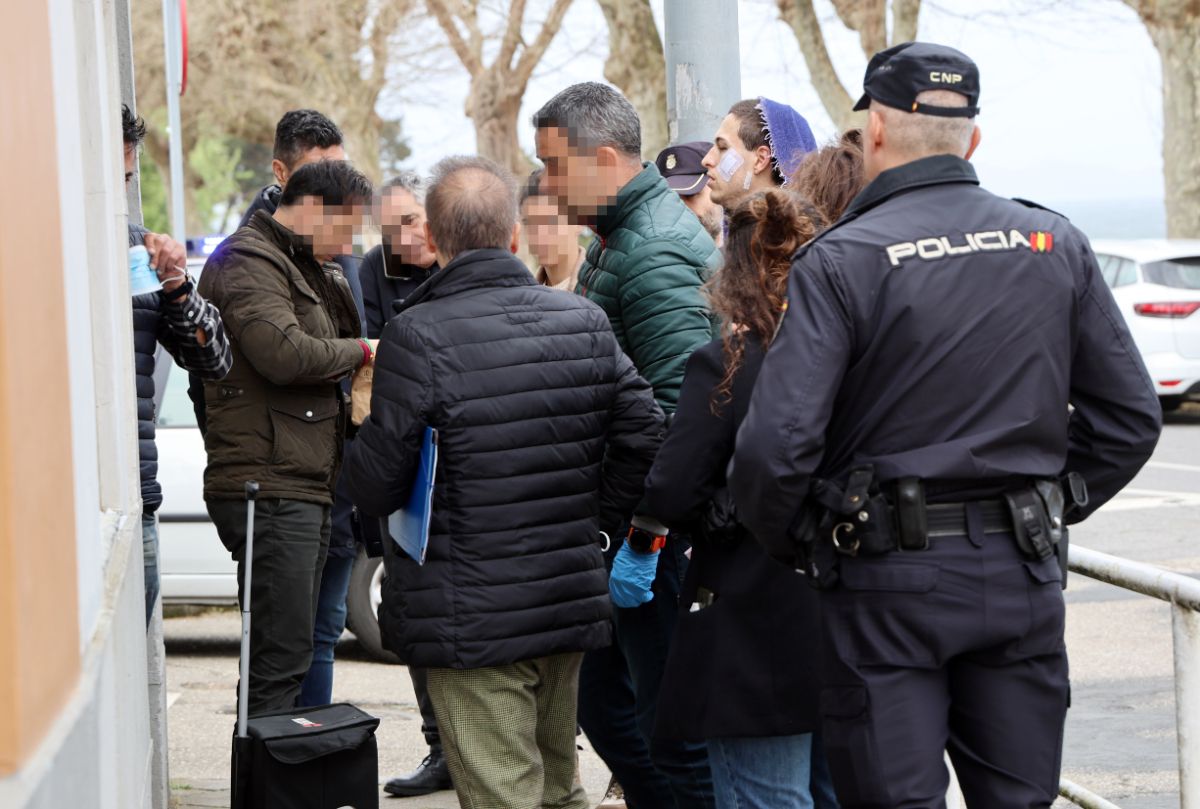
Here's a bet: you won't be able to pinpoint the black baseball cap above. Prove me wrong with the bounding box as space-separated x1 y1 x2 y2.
854 42 980 118
655 141 710 196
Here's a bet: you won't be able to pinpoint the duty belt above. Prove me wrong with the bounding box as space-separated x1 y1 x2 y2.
925 500 1012 537
829 496 1013 557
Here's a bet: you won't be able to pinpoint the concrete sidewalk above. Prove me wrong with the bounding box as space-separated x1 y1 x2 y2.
165 610 613 808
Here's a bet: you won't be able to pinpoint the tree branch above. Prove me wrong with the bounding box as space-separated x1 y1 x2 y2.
777 0 858 130
497 0 527 71
513 0 573 86
425 0 482 74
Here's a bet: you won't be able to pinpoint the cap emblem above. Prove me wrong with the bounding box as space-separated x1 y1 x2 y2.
666 154 677 170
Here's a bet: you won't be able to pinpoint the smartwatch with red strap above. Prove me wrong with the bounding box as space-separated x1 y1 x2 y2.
626 524 667 554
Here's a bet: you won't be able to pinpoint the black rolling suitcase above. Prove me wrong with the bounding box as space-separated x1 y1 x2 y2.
231 481 381 809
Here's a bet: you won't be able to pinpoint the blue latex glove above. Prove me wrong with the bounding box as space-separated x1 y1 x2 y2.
609 541 659 608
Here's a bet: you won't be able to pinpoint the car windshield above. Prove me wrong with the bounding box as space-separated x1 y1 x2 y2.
1142 257 1200 289
158 367 198 428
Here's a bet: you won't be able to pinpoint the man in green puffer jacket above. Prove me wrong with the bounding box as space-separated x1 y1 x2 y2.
535 84 721 416
534 82 720 809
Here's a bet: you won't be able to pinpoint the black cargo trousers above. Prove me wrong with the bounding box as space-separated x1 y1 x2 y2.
208 497 331 717
818 512 1069 809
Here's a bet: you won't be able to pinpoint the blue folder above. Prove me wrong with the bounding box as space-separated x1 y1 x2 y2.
386 426 438 565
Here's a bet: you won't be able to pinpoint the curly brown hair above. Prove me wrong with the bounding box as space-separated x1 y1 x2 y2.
789 128 865 224
705 189 824 411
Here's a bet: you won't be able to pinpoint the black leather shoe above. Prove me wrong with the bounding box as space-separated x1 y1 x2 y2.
383 751 453 797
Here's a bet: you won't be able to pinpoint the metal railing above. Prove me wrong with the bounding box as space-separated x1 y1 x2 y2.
1058 544 1200 808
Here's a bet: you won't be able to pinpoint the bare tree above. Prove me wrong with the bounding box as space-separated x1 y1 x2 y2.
425 0 574 175
776 0 921 131
132 0 414 230
596 0 667 158
1123 0 1199 237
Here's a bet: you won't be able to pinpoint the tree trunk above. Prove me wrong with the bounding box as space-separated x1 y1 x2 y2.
338 105 384 184
1147 15 1200 238
891 0 920 44
467 72 532 177
832 0 886 57
597 0 668 158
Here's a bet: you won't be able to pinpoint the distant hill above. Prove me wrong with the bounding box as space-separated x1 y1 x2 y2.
1048 198 1166 241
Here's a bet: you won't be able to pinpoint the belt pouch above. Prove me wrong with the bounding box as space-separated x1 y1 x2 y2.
1003 489 1055 560
894 477 928 550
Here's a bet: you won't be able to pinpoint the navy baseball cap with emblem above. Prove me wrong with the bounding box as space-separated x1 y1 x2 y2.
655 141 710 196
854 41 980 118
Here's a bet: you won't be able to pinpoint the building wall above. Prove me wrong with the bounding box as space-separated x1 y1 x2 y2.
0 0 159 804
0 0 83 775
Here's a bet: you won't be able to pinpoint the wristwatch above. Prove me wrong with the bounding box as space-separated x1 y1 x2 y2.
626 524 667 554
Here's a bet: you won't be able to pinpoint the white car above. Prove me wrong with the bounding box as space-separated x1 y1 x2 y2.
155 267 396 661
1089 240 1200 411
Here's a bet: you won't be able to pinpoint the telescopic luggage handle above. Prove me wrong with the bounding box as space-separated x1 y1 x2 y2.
237 480 260 739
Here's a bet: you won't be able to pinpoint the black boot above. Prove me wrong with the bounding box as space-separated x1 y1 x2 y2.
383 750 453 797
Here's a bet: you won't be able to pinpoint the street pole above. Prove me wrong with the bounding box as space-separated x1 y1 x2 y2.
663 0 741 145
115 0 141 225
119 2 171 806
162 0 186 245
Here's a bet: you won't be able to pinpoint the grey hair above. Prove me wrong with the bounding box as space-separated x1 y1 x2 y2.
381 170 426 205
532 82 642 157
425 156 518 259
875 90 975 159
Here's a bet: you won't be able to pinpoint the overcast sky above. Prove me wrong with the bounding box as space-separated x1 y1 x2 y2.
389 0 1166 235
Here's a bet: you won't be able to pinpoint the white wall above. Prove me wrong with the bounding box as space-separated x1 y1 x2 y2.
0 0 161 804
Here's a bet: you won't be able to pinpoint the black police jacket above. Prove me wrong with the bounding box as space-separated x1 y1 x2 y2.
730 155 1161 552
343 248 665 668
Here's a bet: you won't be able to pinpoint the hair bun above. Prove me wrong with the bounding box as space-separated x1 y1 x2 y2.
753 190 798 247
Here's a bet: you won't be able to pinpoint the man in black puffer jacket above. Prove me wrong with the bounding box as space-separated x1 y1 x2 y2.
123 105 232 626
345 156 664 809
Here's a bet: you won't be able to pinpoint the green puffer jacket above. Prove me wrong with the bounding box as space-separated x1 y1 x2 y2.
575 164 721 414
197 211 365 504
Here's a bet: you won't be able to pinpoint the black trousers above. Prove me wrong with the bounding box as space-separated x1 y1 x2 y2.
819 522 1069 809
578 538 715 809
208 497 331 717
408 666 442 752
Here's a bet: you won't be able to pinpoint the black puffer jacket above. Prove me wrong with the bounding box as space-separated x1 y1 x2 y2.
345 248 665 669
130 225 162 512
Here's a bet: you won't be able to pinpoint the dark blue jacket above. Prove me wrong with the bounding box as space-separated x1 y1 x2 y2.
359 244 436 339
731 155 1162 551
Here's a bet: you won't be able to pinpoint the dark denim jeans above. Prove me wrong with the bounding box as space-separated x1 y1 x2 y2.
578 538 716 809
708 733 839 809
142 514 159 626
298 553 355 707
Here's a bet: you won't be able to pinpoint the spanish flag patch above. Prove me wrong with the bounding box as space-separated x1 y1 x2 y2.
1029 231 1054 253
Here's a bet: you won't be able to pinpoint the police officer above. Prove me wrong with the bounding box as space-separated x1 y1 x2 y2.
729 42 1162 808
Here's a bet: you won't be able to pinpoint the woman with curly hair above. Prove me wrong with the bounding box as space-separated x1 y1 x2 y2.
791 128 865 224
642 189 838 809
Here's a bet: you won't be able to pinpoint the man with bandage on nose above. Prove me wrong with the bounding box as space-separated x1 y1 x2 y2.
702 98 817 212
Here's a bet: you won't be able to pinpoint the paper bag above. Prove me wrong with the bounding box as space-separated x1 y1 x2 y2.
351 339 380 426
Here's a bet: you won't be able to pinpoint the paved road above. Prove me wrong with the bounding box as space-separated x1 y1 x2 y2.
164 405 1200 808
1055 404 1200 807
